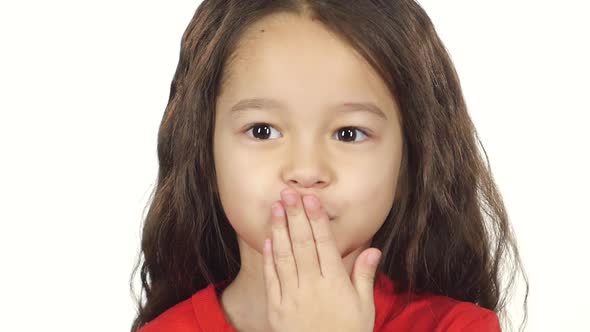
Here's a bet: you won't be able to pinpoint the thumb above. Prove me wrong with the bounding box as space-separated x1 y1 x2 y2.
351 248 381 305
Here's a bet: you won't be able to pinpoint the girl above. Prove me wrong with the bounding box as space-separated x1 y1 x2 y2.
130 1 529 331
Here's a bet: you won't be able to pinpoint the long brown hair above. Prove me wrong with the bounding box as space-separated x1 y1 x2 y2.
129 1 529 331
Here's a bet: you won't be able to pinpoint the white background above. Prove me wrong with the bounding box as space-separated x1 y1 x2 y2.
1 1 588 331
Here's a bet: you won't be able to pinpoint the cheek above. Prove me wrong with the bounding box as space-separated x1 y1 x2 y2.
335 168 396 249
215 155 276 247
348 181 394 226
218 167 267 219
217 182 268 253
346 159 397 209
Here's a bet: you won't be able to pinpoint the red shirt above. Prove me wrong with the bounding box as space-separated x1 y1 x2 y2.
138 272 500 331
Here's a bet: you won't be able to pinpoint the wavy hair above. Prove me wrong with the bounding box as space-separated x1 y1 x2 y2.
130 1 529 331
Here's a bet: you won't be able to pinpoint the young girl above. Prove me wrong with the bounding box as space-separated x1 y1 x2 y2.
130 1 529 331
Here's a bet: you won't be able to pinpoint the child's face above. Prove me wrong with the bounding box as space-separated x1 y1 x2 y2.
213 13 404 264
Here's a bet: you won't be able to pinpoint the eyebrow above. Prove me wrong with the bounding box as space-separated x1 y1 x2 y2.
229 98 387 120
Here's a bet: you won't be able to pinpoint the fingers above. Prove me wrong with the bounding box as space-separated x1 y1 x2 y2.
262 238 281 308
266 187 345 307
269 201 298 295
280 189 322 284
302 195 347 279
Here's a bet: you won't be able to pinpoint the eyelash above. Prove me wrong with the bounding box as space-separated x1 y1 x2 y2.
243 123 372 144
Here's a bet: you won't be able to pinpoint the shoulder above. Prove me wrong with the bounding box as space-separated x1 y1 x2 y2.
138 281 235 332
376 292 500 331
136 292 204 332
432 300 501 332
373 274 500 332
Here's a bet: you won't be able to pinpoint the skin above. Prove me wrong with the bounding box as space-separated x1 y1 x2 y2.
261 187 384 331
213 13 404 332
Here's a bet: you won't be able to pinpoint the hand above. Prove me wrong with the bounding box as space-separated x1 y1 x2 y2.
262 188 382 332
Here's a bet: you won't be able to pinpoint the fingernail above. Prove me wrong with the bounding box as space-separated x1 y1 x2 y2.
303 195 318 209
282 192 297 206
272 202 284 217
367 251 381 266
264 238 271 252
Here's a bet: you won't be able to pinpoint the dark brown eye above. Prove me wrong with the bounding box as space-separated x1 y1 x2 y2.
244 123 369 143
246 123 279 140
336 127 367 142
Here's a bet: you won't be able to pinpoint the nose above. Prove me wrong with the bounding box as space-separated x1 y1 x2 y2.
286 173 327 189
282 142 330 190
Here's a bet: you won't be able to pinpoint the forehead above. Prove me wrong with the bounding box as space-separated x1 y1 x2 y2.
218 13 397 115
